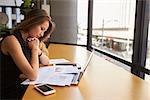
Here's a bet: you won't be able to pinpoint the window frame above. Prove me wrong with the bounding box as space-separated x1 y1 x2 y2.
87 0 150 79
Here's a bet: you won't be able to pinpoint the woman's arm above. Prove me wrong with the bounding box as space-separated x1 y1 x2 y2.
1 36 39 80
39 41 49 65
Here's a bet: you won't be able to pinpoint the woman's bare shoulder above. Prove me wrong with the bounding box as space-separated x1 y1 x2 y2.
2 35 20 47
2 35 17 42
1 35 21 55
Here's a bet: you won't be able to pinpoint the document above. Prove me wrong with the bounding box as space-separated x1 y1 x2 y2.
54 65 79 74
21 67 55 85
49 58 70 64
21 65 78 86
44 73 74 86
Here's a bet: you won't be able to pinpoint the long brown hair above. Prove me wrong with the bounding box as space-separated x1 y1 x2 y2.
13 9 55 41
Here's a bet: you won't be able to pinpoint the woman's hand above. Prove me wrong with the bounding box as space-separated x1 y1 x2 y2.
27 37 39 50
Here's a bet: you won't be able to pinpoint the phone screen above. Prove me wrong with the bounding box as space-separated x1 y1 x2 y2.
37 85 53 92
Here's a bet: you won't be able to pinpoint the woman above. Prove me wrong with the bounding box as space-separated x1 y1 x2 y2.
0 9 55 99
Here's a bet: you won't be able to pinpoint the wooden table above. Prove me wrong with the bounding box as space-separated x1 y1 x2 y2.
22 44 150 100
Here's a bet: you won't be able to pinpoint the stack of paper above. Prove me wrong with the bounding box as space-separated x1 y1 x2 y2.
21 59 79 86
49 58 70 64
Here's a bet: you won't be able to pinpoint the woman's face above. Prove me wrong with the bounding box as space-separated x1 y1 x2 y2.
28 20 49 38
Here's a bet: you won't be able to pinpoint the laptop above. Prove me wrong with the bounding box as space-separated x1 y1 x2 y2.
71 50 94 85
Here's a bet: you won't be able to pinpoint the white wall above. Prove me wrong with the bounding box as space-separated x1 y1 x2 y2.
0 0 23 6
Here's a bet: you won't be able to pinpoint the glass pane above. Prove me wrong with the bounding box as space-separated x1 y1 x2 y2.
77 0 88 45
92 0 136 62
146 21 150 70
145 21 150 82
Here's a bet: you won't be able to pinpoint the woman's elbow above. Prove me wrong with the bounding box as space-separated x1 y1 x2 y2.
28 72 38 81
40 59 49 66
42 61 49 66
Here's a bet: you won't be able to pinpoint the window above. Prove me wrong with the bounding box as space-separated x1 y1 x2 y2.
145 21 150 82
77 0 88 45
92 0 136 62
146 21 150 70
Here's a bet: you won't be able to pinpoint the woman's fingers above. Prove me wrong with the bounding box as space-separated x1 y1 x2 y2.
27 38 40 50
26 37 36 42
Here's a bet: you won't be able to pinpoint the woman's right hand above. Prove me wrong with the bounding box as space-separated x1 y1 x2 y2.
27 37 40 50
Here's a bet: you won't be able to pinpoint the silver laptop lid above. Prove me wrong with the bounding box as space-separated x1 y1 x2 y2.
83 50 94 72
76 50 94 83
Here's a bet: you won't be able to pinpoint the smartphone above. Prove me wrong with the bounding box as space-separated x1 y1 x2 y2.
34 84 56 95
